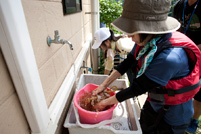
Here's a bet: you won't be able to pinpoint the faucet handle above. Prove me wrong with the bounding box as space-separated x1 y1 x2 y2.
47 36 52 46
88 68 93 72
54 30 59 35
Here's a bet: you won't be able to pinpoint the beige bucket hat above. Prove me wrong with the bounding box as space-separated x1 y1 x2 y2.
111 0 181 35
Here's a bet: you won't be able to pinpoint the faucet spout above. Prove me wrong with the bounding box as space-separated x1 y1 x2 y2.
47 30 73 50
63 40 73 50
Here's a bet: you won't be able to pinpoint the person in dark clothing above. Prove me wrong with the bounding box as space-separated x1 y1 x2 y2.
173 0 201 48
173 0 201 133
92 0 201 133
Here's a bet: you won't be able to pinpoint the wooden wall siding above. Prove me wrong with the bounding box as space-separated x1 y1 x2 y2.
21 0 92 106
0 49 30 133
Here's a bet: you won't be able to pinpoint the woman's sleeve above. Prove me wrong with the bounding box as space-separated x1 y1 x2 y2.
116 73 160 102
114 52 136 75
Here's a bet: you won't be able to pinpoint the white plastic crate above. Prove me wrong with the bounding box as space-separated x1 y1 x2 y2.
63 74 142 134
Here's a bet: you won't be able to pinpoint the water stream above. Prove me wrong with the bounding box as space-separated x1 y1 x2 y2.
70 50 79 91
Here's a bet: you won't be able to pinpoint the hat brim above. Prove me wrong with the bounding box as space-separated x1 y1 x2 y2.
92 40 102 49
111 16 181 35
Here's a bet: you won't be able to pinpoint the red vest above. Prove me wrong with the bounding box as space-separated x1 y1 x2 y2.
134 31 201 105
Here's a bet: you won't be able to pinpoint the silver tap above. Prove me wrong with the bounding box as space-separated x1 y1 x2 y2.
61 40 73 50
47 30 73 50
80 61 93 72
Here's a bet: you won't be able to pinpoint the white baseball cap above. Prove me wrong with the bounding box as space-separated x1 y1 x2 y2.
92 28 111 49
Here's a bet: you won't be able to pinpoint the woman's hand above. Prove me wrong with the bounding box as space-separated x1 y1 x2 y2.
93 99 108 111
94 95 119 111
92 69 121 95
92 84 107 96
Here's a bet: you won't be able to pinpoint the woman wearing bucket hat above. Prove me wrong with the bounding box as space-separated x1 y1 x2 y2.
92 27 135 75
92 0 201 133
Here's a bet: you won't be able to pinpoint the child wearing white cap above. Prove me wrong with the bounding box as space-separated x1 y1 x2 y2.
92 28 135 75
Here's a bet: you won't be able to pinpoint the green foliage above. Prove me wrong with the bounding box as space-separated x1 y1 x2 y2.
99 0 123 34
98 49 105 74
98 0 123 74
169 0 178 16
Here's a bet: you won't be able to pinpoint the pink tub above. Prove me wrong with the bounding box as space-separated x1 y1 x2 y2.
73 83 117 124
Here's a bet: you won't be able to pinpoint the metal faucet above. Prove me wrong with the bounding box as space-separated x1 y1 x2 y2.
80 61 93 72
47 30 73 50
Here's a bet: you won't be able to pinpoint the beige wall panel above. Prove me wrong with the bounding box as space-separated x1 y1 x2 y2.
84 21 92 42
69 13 83 35
82 0 91 5
0 50 15 106
82 4 92 25
0 94 29 134
69 29 83 59
53 46 72 80
39 59 57 106
52 46 73 96
22 0 73 68
81 27 85 45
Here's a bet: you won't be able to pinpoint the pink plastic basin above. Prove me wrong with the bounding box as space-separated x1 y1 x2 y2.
73 83 117 124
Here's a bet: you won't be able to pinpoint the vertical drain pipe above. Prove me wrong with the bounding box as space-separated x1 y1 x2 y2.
91 0 100 74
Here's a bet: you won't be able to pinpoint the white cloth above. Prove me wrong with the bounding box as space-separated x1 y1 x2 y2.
116 37 135 55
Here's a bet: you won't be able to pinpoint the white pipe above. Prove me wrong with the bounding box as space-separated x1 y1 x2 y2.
91 0 100 74
0 0 50 133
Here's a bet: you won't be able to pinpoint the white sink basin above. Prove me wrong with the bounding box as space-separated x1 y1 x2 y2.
63 74 142 134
